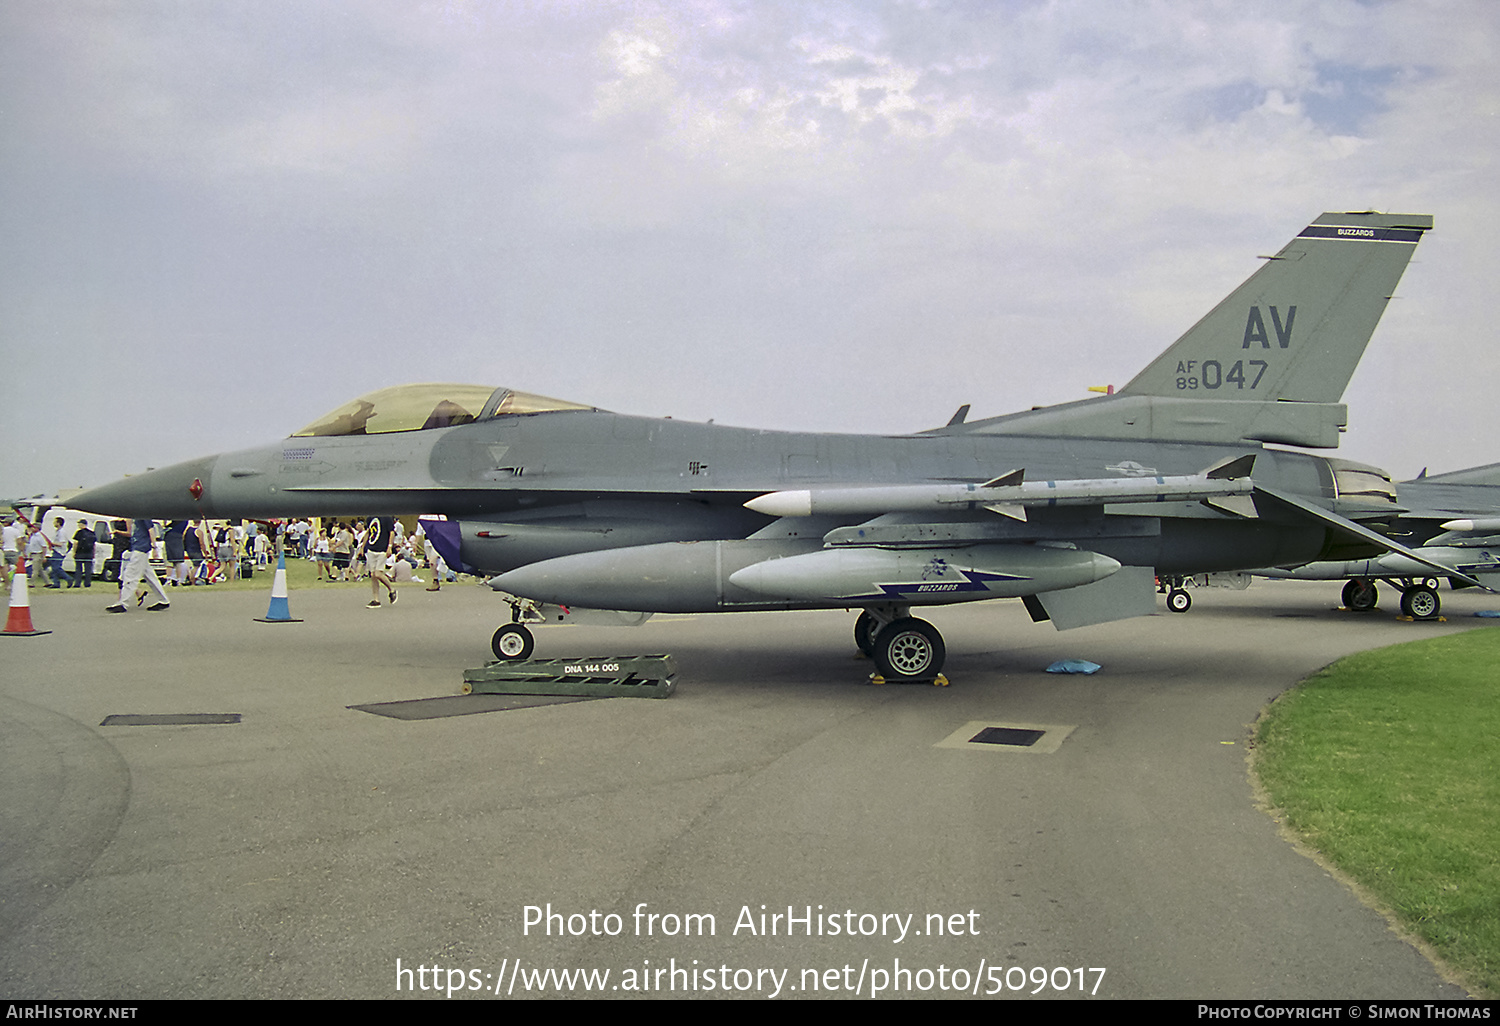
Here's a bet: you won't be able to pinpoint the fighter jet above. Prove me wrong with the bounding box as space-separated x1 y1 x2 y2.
1258 462 1500 618
72 211 1453 680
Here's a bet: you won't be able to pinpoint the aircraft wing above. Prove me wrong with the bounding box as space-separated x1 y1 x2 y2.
1392 462 1500 536
722 460 1259 628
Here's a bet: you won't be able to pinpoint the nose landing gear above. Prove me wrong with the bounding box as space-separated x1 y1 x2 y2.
492 622 535 661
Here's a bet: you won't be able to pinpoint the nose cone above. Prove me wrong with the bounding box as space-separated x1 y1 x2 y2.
70 455 219 518
1089 551 1122 582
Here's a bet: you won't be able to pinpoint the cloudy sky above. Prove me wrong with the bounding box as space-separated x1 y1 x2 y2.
2 0 1496 499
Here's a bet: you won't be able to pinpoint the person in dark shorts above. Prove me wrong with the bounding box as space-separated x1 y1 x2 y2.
183 519 207 584
106 520 130 583
331 522 353 580
163 520 188 586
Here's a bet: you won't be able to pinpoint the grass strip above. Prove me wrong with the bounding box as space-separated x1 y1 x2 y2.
1255 626 1500 997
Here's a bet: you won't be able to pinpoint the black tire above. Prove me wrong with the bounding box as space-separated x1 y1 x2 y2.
491 623 535 661
854 611 880 657
1400 585 1440 620
872 618 945 681
1342 579 1378 612
1166 589 1191 613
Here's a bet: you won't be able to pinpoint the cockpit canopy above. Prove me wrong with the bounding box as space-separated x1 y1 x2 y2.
291 384 596 438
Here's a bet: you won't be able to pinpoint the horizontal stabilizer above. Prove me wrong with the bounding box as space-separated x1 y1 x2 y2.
1406 462 1500 487
1253 485 1488 589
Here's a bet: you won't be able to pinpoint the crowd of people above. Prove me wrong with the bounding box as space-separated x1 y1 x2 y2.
1 512 453 611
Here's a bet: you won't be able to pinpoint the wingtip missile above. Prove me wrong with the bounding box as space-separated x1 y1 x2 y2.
1440 517 1500 533
744 470 1254 518
744 490 813 517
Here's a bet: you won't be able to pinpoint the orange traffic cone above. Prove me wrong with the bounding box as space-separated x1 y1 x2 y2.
3 568 51 637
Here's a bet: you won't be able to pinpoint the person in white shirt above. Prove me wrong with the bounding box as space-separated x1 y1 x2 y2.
1 517 21 587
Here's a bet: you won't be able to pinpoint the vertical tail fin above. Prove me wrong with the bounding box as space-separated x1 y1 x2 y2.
961 212 1431 447
1119 211 1431 404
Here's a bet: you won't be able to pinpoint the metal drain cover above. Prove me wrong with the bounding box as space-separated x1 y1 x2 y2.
935 720 1075 754
970 726 1045 747
350 694 595 719
101 713 241 726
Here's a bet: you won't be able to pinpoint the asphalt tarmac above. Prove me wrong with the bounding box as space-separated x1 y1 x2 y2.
2 576 1492 1000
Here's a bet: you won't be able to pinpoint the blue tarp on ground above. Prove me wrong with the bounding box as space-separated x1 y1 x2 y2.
1045 659 1102 674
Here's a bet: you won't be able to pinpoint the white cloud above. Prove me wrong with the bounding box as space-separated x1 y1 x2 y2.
3 0 1498 493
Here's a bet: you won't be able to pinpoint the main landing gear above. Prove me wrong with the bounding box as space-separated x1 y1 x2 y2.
1340 577 1443 620
1157 575 1192 613
855 606 948 682
1399 582 1441 620
1341 578 1378 612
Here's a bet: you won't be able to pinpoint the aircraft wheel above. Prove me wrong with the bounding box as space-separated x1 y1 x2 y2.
854 611 880 657
492 623 535 661
1342 579 1378 612
872 618 945 681
1166 588 1191 613
1400 585 1440 620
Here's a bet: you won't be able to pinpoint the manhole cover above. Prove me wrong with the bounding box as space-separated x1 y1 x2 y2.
936 720 1075 754
101 713 241 726
970 726 1045 747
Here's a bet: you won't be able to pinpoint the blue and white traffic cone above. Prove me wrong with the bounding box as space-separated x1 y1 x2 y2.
254 551 303 623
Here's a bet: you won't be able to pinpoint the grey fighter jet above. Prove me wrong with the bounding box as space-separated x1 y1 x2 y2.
72 211 1452 680
1258 462 1500 619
